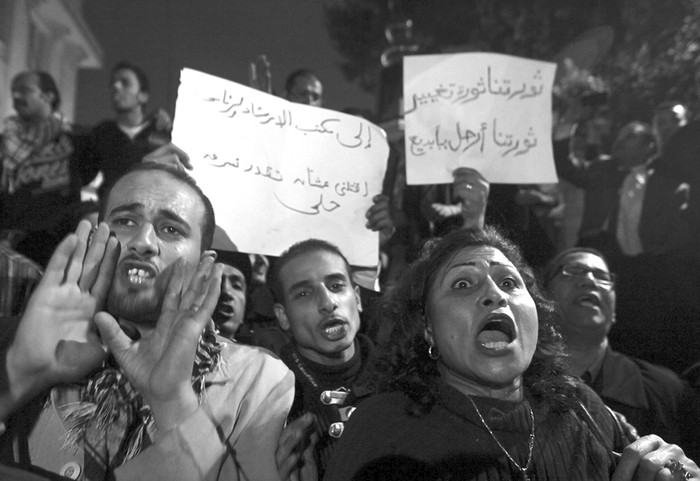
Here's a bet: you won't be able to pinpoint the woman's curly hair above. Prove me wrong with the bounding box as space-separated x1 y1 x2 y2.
371 226 578 415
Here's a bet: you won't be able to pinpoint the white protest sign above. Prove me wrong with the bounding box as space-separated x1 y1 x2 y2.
404 52 557 185
172 68 389 266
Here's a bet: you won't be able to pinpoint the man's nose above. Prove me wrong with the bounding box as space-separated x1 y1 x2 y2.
318 285 338 313
127 223 158 257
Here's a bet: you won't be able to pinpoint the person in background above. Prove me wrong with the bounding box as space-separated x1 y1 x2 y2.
0 239 42 317
248 55 324 108
542 247 700 460
81 61 181 197
212 249 251 341
652 101 688 156
284 69 324 108
1 70 85 265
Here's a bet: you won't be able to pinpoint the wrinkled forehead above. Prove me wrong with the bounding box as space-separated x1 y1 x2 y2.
433 245 517 285
442 245 513 270
104 170 203 222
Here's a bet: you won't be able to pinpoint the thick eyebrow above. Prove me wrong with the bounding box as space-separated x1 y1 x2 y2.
106 202 144 218
445 260 511 273
286 272 349 295
107 203 192 233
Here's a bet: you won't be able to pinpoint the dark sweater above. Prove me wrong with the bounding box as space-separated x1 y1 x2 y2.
324 381 625 481
280 334 375 478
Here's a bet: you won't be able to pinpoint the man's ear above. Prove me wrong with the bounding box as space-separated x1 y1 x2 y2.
138 91 149 106
353 285 362 313
274 303 290 331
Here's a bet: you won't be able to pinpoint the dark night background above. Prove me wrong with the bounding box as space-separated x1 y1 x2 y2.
75 0 375 126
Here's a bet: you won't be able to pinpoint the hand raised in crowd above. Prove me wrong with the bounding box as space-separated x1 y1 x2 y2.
612 435 699 481
365 194 396 245
452 167 489 229
94 254 221 433
249 54 273 94
2 221 119 420
142 142 192 171
276 412 319 481
150 108 173 133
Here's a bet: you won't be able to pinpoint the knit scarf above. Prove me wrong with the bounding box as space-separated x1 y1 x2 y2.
60 326 222 478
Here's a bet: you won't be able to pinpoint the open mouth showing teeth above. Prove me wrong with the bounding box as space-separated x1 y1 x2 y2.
127 267 152 284
477 316 515 349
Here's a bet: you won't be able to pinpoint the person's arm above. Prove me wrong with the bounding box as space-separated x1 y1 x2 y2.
249 54 272 94
1 221 118 421
142 142 192 171
365 194 396 247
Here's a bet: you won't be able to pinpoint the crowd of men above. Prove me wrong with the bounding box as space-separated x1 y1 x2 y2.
1 59 699 480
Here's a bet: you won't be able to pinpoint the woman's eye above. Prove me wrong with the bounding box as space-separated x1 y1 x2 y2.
452 279 473 289
499 277 518 289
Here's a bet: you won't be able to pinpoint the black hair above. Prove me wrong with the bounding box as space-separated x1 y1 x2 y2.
98 163 215 251
284 68 320 95
540 246 609 289
372 226 577 415
112 61 150 94
270 238 352 304
14 71 62 111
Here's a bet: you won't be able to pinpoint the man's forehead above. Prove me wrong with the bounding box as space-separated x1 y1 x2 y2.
560 251 608 270
13 73 38 87
281 250 350 286
105 170 203 217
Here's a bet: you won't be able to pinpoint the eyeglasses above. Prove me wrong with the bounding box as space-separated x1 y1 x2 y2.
555 264 617 288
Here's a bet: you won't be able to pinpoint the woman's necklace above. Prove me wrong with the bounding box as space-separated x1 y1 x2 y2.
466 395 535 481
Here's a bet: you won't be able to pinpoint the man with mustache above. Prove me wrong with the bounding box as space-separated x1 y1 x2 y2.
0 163 293 480
542 247 700 460
1 70 83 265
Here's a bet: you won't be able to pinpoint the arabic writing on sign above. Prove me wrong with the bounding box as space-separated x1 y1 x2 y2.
403 52 557 185
172 68 389 266
206 155 370 216
203 90 373 150
407 120 538 158
404 66 544 115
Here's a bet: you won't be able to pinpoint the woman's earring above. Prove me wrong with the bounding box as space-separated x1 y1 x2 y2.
428 344 440 360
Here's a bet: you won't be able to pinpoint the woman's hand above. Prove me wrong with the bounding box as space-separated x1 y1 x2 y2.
612 435 699 481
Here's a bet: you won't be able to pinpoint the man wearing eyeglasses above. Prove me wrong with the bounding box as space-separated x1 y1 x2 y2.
542 247 700 460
